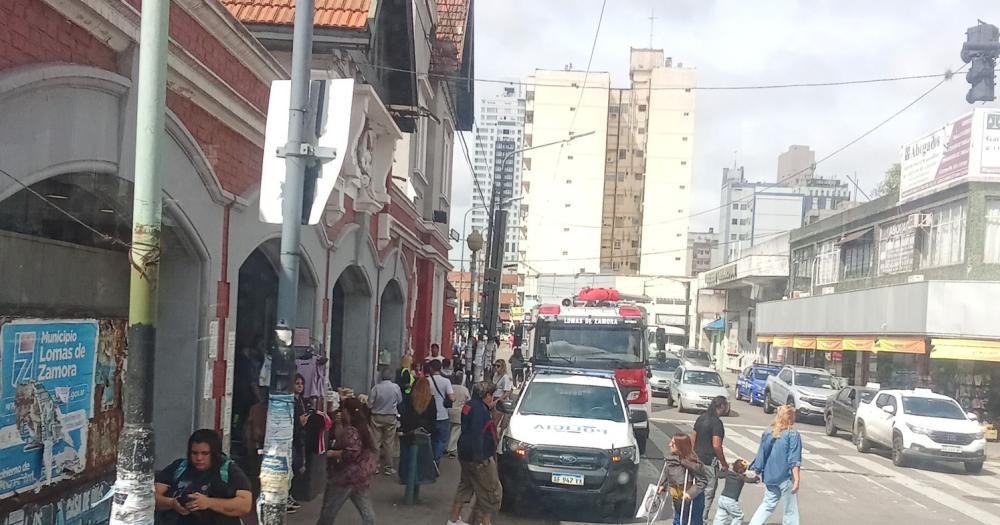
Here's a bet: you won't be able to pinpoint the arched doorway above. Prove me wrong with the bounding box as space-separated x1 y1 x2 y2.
0 171 207 466
328 266 373 393
378 279 405 369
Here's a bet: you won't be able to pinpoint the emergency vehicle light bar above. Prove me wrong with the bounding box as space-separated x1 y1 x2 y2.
533 365 617 379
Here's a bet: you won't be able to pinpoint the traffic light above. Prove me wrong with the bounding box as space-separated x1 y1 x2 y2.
961 21 1000 103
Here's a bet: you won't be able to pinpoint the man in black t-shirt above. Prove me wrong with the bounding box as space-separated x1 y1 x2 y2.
154 429 253 525
691 396 730 522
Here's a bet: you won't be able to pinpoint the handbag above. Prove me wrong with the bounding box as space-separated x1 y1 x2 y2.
432 376 453 408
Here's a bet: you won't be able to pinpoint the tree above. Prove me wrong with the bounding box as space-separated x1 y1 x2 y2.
873 163 901 197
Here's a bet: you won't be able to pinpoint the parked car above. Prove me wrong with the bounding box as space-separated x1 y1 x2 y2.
667 365 730 415
853 388 986 472
678 348 712 368
824 385 877 437
735 364 781 405
649 352 681 397
763 366 836 420
497 367 642 517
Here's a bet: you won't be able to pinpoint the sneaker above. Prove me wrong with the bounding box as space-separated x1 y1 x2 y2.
446 520 470 525
384 467 396 476
286 497 301 510
285 506 298 514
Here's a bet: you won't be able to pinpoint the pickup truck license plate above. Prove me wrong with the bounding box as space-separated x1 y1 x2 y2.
551 473 584 486
941 445 962 454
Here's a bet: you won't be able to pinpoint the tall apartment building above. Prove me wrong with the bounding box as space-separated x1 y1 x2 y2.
522 48 696 277
777 145 816 185
471 87 526 264
687 229 718 276
715 166 805 265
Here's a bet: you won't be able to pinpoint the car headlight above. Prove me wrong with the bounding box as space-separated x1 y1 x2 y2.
504 436 530 458
974 430 985 440
611 446 636 464
905 423 932 435
801 397 822 406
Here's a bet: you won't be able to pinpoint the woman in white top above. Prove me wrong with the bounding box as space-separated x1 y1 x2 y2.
492 359 513 401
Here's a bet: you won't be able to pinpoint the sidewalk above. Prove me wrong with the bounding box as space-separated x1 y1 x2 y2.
255 459 463 525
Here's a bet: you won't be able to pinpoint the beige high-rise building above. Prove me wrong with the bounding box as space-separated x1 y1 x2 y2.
522 48 696 283
777 145 816 185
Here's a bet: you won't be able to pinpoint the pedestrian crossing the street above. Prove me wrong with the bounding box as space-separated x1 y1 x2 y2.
645 418 1000 524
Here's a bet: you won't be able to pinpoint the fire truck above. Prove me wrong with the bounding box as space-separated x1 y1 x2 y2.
524 288 651 455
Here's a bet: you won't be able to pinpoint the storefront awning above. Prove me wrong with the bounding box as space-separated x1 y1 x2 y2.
704 318 725 331
793 336 816 350
836 227 873 245
817 337 842 351
773 335 794 347
874 337 926 354
930 338 1000 362
758 335 774 343
842 337 875 351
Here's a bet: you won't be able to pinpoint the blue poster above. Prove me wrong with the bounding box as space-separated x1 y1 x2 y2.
0 319 98 498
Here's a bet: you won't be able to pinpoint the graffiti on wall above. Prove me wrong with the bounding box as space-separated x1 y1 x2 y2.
1 479 112 525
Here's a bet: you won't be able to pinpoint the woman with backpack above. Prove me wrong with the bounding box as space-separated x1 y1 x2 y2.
658 433 709 525
747 404 802 525
317 397 379 525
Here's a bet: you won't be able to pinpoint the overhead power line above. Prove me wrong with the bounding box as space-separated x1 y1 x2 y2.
519 66 963 265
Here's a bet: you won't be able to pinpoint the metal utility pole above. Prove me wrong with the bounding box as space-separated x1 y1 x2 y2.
259 1 317 523
109 1 170 524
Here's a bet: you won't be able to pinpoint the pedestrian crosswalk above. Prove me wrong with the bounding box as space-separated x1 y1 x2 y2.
645 418 1000 524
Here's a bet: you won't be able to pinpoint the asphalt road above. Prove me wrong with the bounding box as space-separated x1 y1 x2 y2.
495 393 1000 525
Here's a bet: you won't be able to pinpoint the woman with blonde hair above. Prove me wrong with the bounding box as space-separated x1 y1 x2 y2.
747 405 802 525
400 377 437 434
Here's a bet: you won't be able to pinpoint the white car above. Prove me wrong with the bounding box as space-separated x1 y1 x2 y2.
497 367 643 518
667 365 731 415
853 388 987 473
763 366 837 420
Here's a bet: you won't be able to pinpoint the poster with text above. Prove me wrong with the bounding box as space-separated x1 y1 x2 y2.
0 319 97 498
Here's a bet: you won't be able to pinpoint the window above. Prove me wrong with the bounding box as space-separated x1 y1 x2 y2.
732 203 739 210
563 227 570 232
921 201 966 268
739 234 748 240
679 185 686 189
740 204 748 210
638 127 645 134
680 161 687 165
675 257 681 261
984 200 1000 262
684 88 692 92
813 241 840 286
841 237 873 280
569 106 576 111
613 240 621 249
683 112 690 116
878 219 915 275
739 219 749 225
567 155 574 160
635 172 643 180
565 179 572 184
638 104 647 112
635 150 644 158
682 137 688 141
778 369 793 383
564 203 571 208
562 251 569 256
631 240 639 248
618 150 627 160
732 219 738 225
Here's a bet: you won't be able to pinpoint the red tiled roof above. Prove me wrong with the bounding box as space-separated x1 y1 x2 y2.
432 0 471 73
221 0 370 30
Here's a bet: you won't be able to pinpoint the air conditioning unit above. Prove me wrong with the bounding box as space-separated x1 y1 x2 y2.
906 213 932 229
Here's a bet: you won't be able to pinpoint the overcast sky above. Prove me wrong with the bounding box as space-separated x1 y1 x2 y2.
448 0 996 262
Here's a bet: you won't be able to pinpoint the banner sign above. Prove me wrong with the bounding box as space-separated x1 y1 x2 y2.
899 109 1000 204
0 319 97 498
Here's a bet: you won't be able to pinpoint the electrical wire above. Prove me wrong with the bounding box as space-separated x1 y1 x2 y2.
365 63 955 92
519 65 963 265
0 166 132 249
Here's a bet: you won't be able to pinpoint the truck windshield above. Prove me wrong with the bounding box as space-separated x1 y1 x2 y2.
683 350 711 362
518 382 626 422
753 369 777 381
651 357 680 371
902 397 967 419
536 323 643 366
683 371 723 386
797 373 834 389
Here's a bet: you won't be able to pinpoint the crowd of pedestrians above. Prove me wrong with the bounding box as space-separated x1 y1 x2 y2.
659 397 803 525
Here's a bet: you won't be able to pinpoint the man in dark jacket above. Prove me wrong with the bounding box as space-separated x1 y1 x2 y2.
447 381 501 525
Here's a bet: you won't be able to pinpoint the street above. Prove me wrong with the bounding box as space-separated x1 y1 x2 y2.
276 380 1000 525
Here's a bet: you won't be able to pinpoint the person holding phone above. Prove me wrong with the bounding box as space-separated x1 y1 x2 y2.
154 429 252 525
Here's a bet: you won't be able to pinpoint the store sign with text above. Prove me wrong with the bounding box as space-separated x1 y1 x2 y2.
704 263 738 288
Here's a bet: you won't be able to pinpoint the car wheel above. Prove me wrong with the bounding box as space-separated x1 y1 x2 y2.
678 397 687 414
824 413 838 437
965 460 984 474
891 433 909 467
855 422 872 453
763 391 775 414
666 392 675 407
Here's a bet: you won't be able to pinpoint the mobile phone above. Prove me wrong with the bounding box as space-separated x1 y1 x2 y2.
177 493 191 505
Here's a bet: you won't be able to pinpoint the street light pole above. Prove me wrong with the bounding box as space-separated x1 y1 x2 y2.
110 1 170 524
481 131 595 340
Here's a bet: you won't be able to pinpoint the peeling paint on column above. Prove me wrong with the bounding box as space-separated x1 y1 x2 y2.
108 467 154 525
257 393 293 525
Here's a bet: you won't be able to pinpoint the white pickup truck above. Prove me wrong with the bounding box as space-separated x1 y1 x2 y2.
763 365 837 420
853 388 986 472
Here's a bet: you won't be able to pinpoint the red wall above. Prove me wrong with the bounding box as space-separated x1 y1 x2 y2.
0 0 118 73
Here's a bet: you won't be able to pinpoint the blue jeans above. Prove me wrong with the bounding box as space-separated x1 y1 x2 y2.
749 479 799 525
433 419 451 462
673 493 705 525
712 495 743 525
